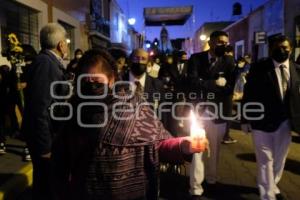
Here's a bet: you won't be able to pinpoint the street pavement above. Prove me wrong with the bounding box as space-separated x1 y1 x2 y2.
1 130 300 200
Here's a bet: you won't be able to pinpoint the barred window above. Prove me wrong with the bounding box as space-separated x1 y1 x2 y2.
0 0 39 52
58 20 75 57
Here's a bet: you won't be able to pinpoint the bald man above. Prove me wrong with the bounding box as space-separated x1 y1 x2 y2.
121 48 164 106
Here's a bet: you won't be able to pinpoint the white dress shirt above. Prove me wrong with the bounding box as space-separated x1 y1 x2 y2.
272 59 290 99
129 72 146 91
177 63 184 74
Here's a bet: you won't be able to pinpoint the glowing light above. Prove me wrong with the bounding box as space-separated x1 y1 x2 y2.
190 111 205 138
149 51 154 56
146 43 151 48
200 34 207 41
66 38 71 44
128 18 136 25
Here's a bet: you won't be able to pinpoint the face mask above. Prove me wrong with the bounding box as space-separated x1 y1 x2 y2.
131 63 147 76
214 45 226 57
76 54 82 60
272 48 290 63
81 81 108 96
238 62 245 68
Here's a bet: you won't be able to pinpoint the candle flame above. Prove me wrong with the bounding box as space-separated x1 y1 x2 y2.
190 111 206 138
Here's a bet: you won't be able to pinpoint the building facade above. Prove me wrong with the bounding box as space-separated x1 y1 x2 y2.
0 0 89 65
221 0 300 60
223 17 249 60
193 21 233 53
87 0 111 49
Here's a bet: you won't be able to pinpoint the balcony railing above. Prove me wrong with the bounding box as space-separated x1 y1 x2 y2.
87 14 110 38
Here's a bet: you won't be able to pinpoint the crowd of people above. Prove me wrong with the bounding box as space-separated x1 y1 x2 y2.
0 22 299 200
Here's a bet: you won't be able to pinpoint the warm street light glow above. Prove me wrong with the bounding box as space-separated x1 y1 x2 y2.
128 18 136 25
66 38 71 44
200 34 207 41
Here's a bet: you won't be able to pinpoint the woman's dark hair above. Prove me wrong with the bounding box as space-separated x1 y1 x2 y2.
76 49 117 81
74 48 83 56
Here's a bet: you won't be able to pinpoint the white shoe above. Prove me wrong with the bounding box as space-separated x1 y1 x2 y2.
0 143 6 155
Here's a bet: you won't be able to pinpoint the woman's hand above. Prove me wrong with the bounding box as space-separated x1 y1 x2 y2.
180 136 209 154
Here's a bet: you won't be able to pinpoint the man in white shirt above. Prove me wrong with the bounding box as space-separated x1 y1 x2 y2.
242 35 300 200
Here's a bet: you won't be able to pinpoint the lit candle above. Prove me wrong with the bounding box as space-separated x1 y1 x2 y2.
190 111 206 151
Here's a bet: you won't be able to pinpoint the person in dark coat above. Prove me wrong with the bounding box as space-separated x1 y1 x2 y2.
109 48 128 79
158 51 190 135
0 65 10 154
21 23 69 200
241 35 300 200
187 31 236 199
67 48 83 74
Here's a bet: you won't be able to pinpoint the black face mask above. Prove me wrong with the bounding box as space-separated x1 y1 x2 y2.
272 48 290 63
214 45 226 57
81 81 108 96
131 63 147 76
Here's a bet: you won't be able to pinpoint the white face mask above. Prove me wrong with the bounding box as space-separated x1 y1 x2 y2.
238 62 245 68
76 54 82 59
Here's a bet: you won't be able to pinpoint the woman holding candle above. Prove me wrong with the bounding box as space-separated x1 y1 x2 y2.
52 49 208 200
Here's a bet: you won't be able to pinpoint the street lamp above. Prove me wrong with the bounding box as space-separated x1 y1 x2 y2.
128 18 136 25
146 43 151 49
200 34 207 41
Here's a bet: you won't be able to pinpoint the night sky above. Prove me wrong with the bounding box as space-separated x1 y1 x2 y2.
116 0 268 41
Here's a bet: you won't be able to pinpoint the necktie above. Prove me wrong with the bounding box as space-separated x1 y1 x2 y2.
178 63 183 74
209 57 217 73
279 64 288 98
210 57 216 65
134 81 143 96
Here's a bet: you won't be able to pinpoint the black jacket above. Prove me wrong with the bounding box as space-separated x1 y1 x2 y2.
187 51 236 121
122 72 164 105
242 58 300 133
159 61 188 93
22 49 66 155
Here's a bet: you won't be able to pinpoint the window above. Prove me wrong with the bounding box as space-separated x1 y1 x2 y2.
0 0 39 52
58 20 75 57
235 40 244 59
